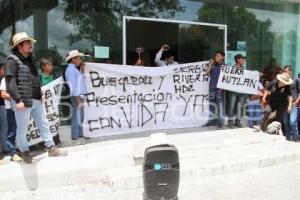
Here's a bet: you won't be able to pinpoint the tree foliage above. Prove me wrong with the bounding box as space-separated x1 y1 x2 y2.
197 3 274 69
63 0 184 63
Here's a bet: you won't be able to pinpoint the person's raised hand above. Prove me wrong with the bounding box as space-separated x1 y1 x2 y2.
136 59 142 66
160 45 168 52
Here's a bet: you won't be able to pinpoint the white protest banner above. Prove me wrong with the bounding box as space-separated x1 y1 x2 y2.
217 65 259 95
27 77 64 146
83 62 210 137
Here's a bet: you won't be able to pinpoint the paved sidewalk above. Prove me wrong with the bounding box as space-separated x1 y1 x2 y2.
1 128 300 199
2 161 300 200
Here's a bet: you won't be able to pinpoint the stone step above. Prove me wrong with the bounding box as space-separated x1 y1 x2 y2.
1 128 300 194
3 161 300 200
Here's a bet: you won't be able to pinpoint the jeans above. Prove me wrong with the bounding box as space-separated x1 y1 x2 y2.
11 99 55 152
0 106 7 153
7 109 17 146
208 89 224 125
247 101 263 128
229 92 247 124
0 106 17 156
272 106 290 139
289 105 298 140
71 97 84 140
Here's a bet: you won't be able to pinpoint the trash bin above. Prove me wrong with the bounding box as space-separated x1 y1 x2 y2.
143 134 180 200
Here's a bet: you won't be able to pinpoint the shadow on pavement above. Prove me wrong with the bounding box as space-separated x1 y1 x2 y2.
19 161 39 191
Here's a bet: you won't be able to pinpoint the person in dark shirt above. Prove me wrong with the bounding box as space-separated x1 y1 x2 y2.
206 51 226 128
262 72 293 140
228 54 247 128
5 32 67 163
283 66 299 141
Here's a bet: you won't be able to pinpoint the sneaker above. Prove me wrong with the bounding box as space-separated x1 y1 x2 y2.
228 121 234 129
235 121 243 128
79 137 87 145
204 120 218 127
48 146 68 157
0 156 4 165
10 154 23 163
253 125 261 132
20 151 33 164
216 123 223 129
71 138 86 146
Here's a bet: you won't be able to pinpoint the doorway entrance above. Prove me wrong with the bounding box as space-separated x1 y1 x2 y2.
123 16 227 66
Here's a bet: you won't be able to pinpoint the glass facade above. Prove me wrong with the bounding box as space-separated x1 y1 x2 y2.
1 0 300 75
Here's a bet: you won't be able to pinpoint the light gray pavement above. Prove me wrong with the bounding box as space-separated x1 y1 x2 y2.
2 161 300 200
1 128 300 200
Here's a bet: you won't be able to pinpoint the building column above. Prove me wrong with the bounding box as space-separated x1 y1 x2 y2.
281 3 296 69
295 5 300 77
33 9 48 58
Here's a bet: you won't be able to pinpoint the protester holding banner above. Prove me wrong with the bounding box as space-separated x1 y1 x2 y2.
84 61 210 137
283 66 299 141
39 58 61 145
65 50 87 145
134 56 145 66
262 72 293 140
26 77 64 148
39 58 55 86
79 61 87 104
4 32 67 163
134 47 145 66
228 54 247 128
206 51 226 128
0 67 22 162
155 45 178 66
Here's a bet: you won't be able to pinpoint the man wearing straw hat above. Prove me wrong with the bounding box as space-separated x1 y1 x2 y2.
262 72 293 140
283 65 300 142
4 32 67 163
65 50 87 145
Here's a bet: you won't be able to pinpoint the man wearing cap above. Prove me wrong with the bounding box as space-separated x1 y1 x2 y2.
65 50 86 144
228 54 247 128
5 32 67 163
262 72 293 140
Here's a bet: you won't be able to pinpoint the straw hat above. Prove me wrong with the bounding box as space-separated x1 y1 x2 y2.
65 50 85 62
277 72 293 85
11 32 36 49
